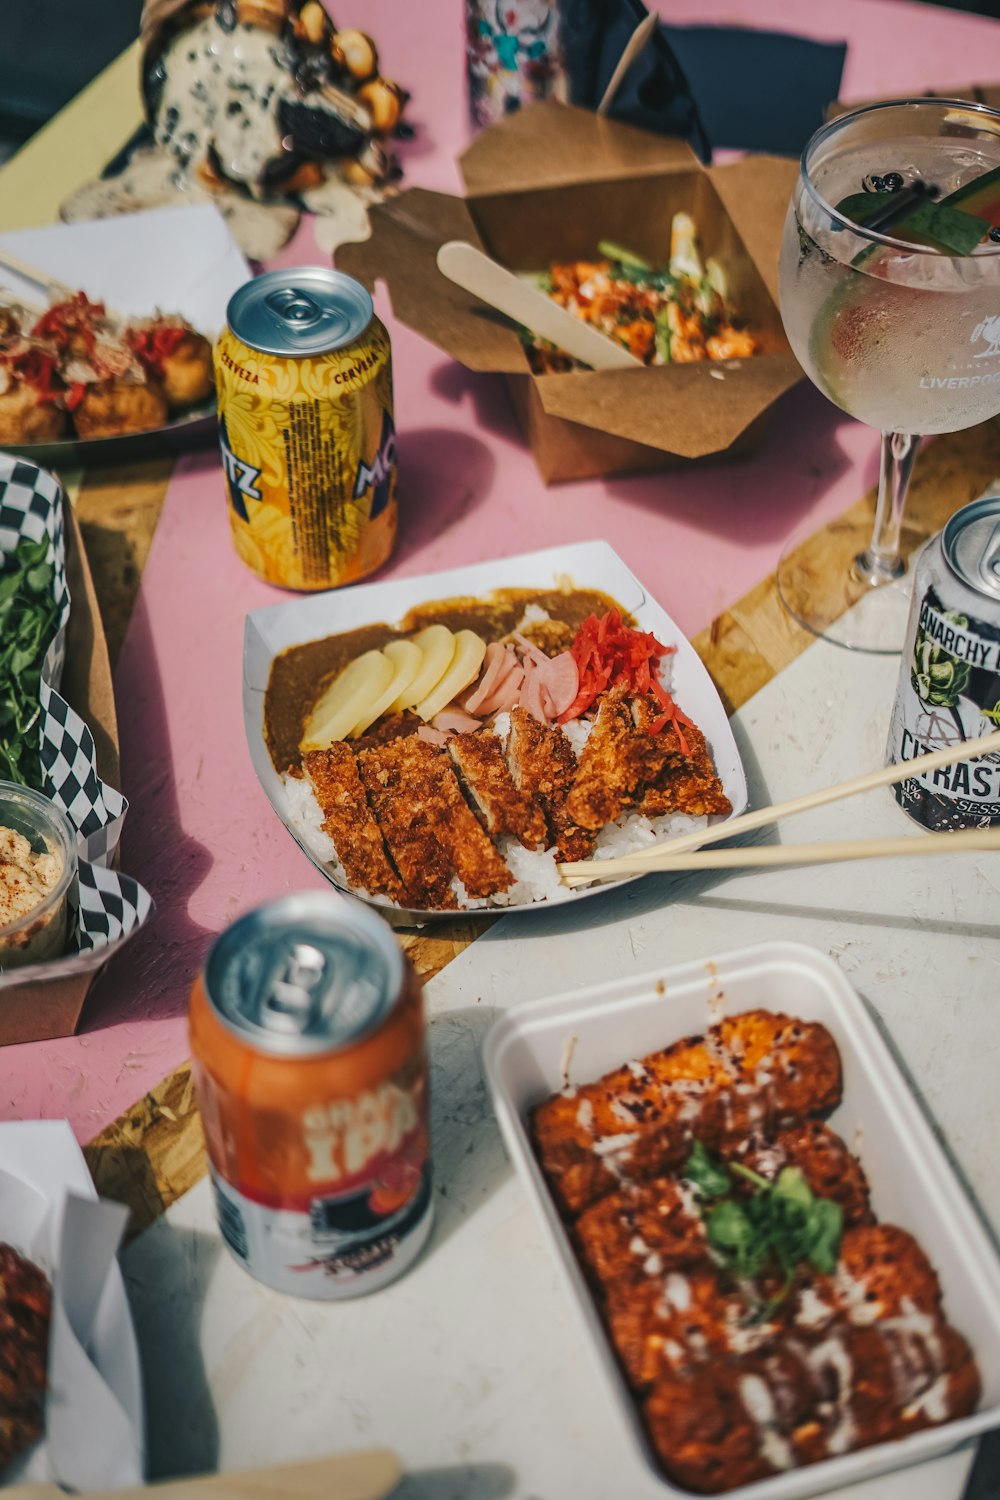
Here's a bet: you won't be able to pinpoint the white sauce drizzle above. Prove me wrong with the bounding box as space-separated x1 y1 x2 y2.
664 1272 691 1312
800 1335 856 1455
738 1376 795 1471
156 19 291 189
834 1266 881 1325
878 1298 947 1409
575 1098 594 1133
795 1285 834 1330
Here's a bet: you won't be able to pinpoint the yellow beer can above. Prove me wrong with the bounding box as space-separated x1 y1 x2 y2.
214 267 397 590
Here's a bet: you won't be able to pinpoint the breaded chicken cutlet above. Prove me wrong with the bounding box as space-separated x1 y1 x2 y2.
641 719 733 818
566 686 684 830
506 707 595 862
532 1010 842 1218
358 736 513 907
448 729 547 850
302 745 407 905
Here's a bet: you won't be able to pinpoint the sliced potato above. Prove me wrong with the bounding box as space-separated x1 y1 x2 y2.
350 639 423 736
389 624 455 711
301 648 393 749
414 629 487 721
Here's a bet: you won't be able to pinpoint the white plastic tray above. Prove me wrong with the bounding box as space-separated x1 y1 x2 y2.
242 538 748 922
482 940 1000 1500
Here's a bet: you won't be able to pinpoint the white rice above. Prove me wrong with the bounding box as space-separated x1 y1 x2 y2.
284 706 711 912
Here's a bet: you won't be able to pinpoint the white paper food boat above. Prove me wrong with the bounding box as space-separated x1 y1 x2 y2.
242 540 749 924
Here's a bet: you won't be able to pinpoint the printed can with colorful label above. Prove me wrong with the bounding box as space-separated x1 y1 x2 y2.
189 891 432 1299
887 494 1000 829
214 267 397 591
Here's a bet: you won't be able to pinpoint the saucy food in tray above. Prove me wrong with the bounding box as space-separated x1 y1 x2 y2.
531 1008 979 1494
0 1242 51 1472
0 290 214 443
524 215 758 375
265 586 732 912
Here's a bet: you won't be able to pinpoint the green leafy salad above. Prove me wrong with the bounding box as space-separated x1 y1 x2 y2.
0 538 60 789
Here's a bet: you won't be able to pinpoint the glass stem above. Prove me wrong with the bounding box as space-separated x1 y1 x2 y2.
854 431 920 587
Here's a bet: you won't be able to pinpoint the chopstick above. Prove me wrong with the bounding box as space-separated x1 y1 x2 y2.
0 249 72 301
558 725 1000 885
562 826 1000 882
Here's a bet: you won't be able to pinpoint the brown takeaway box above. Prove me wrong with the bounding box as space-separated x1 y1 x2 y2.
336 101 803 483
0 498 120 1048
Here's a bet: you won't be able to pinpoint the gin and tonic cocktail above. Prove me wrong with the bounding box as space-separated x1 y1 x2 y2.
778 99 1000 652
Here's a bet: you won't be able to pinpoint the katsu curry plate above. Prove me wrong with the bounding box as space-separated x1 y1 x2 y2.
244 542 747 922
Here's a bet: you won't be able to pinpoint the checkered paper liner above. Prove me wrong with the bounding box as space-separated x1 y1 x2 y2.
0 455 152 988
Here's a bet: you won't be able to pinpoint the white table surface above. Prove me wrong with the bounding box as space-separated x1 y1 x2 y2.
121 633 1000 1499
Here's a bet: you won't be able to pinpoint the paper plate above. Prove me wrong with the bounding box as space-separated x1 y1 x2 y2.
0 203 247 461
242 540 748 925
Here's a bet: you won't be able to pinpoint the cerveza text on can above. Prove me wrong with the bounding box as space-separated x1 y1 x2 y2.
214 267 397 591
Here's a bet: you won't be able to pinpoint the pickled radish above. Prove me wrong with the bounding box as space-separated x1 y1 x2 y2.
350 639 423 737
390 624 455 711
300 649 393 749
414 630 487 721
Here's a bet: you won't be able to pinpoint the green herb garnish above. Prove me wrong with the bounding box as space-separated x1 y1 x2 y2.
0 538 59 789
683 1141 843 1313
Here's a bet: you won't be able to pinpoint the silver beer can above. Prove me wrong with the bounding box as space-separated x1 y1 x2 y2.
887 494 1000 829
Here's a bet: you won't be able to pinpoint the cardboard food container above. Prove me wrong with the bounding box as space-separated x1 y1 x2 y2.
336 101 803 483
0 456 152 1048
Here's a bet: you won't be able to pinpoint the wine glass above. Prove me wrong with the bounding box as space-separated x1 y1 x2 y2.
777 98 1000 653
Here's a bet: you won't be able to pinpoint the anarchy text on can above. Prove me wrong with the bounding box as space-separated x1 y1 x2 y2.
214 267 397 591
189 891 432 1299
887 494 1000 829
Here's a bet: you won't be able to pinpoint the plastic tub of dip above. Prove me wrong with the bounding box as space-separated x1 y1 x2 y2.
0 783 76 969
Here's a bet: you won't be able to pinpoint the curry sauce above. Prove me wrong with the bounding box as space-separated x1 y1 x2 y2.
265 586 628 772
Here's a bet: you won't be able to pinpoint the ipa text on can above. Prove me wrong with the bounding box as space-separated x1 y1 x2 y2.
189 891 432 1298
214 267 397 591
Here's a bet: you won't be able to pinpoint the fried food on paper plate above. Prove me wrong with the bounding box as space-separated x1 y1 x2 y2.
0 291 214 443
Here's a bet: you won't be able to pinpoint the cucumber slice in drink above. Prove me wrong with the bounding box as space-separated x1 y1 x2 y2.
807 163 1000 408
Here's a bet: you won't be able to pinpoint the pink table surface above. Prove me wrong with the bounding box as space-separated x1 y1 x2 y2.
4 0 1000 1139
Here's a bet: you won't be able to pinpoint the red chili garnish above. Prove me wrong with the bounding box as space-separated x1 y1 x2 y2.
127 323 188 376
31 292 105 356
7 347 64 404
557 608 688 743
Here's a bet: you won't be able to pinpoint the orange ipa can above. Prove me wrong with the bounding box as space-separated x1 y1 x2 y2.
214 267 397 590
189 892 431 1298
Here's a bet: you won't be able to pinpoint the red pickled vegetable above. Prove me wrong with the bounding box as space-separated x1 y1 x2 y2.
127 323 188 376
8 347 64 404
31 292 105 355
558 608 695 751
